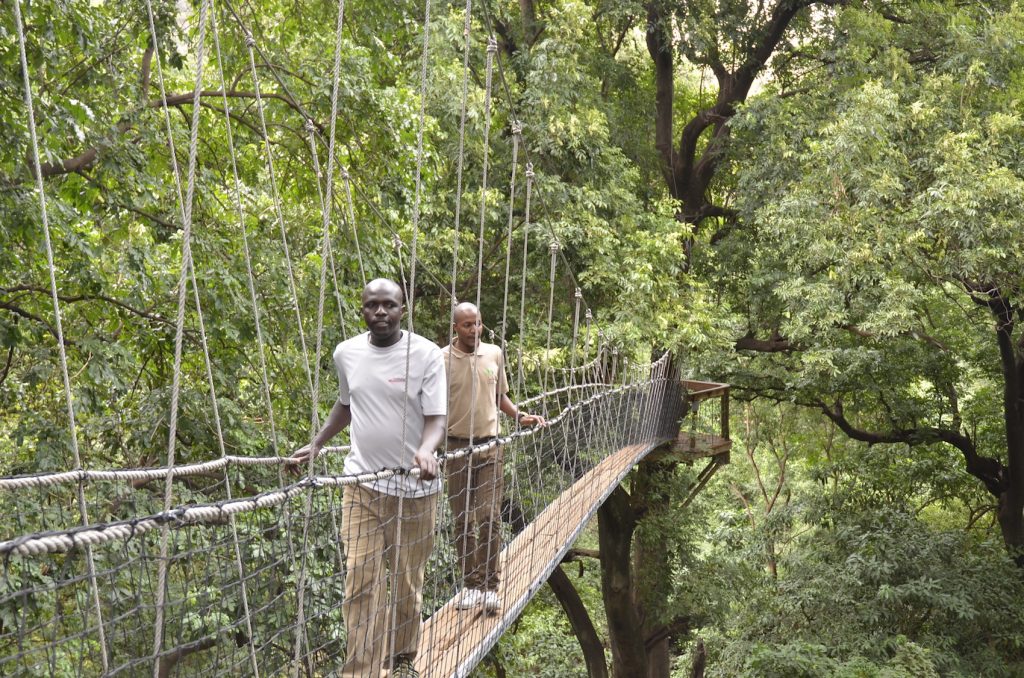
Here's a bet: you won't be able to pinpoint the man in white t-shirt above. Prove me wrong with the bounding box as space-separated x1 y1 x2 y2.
290 278 446 678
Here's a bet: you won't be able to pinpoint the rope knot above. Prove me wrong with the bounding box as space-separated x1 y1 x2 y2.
525 162 534 179
585 309 593 321
244 32 256 48
304 119 316 134
574 288 582 300
549 241 560 254
392 234 402 250
487 37 498 53
511 120 523 135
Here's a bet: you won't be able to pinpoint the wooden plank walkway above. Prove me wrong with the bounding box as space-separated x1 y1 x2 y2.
414 440 665 678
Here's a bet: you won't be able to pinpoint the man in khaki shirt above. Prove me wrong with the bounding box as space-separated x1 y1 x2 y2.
442 302 544 613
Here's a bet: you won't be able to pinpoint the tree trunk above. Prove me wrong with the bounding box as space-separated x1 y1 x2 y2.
548 565 609 678
634 459 679 678
520 0 537 44
599 485 647 677
690 638 706 678
644 0 833 264
993 307 1024 562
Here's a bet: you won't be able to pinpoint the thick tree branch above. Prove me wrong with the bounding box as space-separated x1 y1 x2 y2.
817 399 1005 497
563 547 601 561
735 331 792 353
548 566 609 678
36 90 305 179
0 300 67 345
0 344 14 390
157 636 218 678
1 285 180 329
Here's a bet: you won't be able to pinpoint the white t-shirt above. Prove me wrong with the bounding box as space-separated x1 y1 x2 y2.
335 331 447 497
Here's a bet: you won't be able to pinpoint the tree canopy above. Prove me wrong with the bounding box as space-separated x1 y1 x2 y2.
2 0 1024 675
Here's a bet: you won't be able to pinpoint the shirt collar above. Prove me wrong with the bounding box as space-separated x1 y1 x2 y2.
448 341 482 357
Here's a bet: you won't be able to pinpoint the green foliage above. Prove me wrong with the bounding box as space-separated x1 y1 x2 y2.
705 506 1024 677
5 0 1024 675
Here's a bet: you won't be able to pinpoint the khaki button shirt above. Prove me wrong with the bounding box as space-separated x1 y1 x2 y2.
442 342 509 439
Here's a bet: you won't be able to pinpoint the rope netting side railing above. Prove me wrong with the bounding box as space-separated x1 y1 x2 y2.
0 352 678 677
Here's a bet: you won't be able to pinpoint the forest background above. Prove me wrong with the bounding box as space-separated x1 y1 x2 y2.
2 0 1024 675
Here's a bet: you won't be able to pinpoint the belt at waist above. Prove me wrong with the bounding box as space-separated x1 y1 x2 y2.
447 435 496 445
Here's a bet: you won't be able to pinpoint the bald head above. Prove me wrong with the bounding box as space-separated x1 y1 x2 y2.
361 278 404 346
453 302 479 323
452 302 482 352
364 278 404 304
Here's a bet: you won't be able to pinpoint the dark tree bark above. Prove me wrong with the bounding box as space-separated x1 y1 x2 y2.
548 565 609 678
644 0 838 265
690 638 706 678
157 636 218 678
520 0 538 44
598 485 647 677
960 282 1023 559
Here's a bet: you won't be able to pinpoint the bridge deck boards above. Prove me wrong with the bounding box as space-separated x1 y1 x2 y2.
414 442 656 678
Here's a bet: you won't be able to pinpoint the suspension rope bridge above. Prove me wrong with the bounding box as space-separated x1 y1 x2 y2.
2 0 732 675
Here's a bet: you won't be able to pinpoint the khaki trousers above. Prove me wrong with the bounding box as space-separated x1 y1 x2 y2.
340 484 437 678
446 437 504 591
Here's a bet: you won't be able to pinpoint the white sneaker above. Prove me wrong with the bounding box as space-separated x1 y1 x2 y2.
455 588 483 610
482 590 500 613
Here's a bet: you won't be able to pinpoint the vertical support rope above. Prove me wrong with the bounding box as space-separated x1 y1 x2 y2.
341 167 366 287
149 0 211 673
570 287 582 387
210 16 298 650
391 0 432 671
516 164 534 398
583 308 593 366
208 11 261 674
240 24 316 401
406 0 432 334
500 121 522 358
447 0 475 326
543 240 559 406
472 36 497 314
290 114 339 674
11 0 110 671
436 1 475 659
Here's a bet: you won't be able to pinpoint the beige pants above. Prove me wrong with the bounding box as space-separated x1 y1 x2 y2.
340 484 437 678
446 437 504 591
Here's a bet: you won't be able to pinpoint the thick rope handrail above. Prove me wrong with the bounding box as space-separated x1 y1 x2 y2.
0 377 660 556
0 373 625 491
